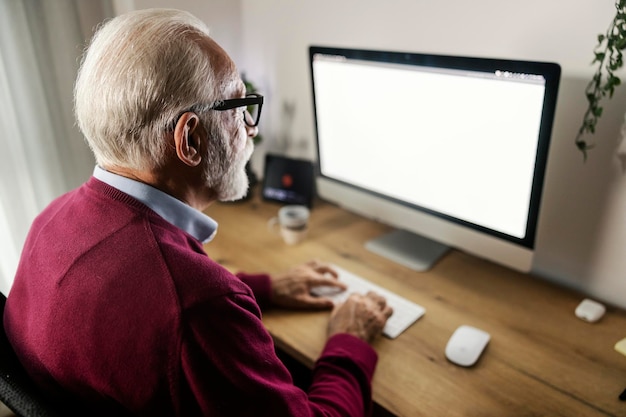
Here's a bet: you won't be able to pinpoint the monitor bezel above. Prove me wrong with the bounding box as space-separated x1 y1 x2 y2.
309 45 560 251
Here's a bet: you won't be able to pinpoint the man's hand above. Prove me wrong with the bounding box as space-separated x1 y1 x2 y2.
328 291 393 343
271 260 347 309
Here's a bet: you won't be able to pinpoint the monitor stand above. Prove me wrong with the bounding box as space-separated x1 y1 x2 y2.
365 229 449 272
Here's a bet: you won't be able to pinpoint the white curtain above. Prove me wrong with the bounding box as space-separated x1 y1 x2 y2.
0 0 123 295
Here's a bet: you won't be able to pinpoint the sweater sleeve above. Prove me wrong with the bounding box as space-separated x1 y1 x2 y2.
236 272 272 309
310 334 378 416
178 289 377 417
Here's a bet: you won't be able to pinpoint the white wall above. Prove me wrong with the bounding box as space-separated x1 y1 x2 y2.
131 1 626 309
132 0 242 65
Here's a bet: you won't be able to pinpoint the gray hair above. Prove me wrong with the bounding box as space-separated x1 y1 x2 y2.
74 8 229 170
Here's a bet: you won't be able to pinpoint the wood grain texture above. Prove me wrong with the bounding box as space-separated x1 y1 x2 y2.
205 195 626 417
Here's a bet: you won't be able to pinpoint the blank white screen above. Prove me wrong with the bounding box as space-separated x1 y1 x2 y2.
313 59 546 239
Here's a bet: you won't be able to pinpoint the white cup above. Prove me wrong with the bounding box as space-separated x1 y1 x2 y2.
268 205 310 245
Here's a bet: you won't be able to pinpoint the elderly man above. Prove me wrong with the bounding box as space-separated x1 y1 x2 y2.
4 8 392 417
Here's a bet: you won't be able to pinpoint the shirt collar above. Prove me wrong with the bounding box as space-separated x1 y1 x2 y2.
93 166 218 243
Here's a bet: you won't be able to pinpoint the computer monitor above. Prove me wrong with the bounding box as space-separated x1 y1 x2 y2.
309 46 560 272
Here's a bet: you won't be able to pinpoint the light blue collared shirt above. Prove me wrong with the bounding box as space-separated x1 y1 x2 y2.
93 166 218 243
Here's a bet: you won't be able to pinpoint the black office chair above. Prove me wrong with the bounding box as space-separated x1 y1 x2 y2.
0 292 65 417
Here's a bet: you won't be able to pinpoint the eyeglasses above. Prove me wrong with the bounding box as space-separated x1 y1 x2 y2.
210 93 264 127
169 93 264 130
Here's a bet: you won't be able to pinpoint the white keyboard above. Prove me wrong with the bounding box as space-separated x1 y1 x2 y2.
312 265 426 339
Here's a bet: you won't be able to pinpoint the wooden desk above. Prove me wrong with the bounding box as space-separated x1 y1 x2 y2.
205 195 626 417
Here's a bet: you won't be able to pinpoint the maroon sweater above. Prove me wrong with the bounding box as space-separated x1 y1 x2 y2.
4 178 377 416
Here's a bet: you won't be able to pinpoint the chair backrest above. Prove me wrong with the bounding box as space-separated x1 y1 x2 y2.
0 293 65 417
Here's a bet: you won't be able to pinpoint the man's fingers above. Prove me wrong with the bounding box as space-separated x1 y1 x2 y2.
382 304 394 319
306 260 339 278
310 276 347 290
365 291 387 309
301 294 335 309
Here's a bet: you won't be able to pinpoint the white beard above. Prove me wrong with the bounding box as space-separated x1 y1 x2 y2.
214 137 254 202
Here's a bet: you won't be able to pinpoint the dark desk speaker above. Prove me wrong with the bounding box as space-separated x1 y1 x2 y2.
262 154 314 207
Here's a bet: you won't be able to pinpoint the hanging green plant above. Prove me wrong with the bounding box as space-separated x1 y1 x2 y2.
575 0 626 160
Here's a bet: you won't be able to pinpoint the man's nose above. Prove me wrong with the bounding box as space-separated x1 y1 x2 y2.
246 123 258 139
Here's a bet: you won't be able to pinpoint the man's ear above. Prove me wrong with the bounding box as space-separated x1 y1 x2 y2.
173 112 202 167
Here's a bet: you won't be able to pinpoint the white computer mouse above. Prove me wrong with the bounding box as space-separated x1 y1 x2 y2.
445 325 490 367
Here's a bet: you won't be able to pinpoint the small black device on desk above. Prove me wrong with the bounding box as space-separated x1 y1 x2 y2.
262 153 315 207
